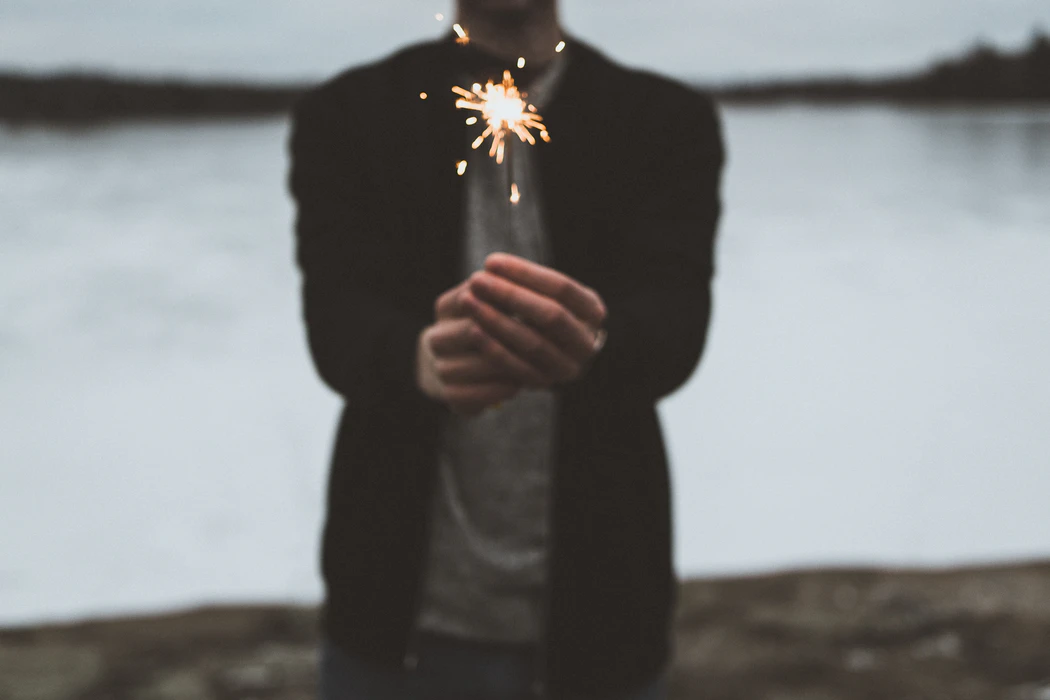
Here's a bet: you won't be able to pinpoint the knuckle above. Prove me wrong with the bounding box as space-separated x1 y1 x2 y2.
542 304 565 328
462 292 476 309
556 279 572 302
467 323 485 346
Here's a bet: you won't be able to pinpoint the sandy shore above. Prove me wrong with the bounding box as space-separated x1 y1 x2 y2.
3 561 1049 699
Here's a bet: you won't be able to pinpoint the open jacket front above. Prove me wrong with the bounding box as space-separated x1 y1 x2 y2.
287 34 726 699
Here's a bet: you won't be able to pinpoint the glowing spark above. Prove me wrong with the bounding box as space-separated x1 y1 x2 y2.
517 57 526 69
419 92 428 100
452 70 550 166
457 160 468 176
435 13 444 21
555 40 566 53
510 183 521 204
453 23 469 44
465 116 478 125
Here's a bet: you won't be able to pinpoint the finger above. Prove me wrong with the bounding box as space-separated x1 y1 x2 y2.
434 356 497 384
483 253 606 328
463 289 580 383
444 382 520 414
429 318 486 357
434 280 474 321
476 335 550 389
435 355 524 385
468 272 599 365
428 317 550 389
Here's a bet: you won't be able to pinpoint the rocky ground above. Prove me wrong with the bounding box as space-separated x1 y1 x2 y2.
3 561 1050 700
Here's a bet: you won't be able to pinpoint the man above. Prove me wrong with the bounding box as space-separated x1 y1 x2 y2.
286 0 725 698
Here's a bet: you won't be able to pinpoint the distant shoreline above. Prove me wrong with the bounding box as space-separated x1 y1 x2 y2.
0 74 304 124
1 31 1047 123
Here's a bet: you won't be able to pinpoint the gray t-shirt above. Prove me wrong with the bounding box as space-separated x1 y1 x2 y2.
414 52 568 644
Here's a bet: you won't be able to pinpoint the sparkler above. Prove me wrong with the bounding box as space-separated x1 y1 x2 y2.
452 70 550 205
435 15 548 198
452 71 550 166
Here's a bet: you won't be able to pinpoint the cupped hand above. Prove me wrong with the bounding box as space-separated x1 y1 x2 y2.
417 275 549 417
462 252 608 388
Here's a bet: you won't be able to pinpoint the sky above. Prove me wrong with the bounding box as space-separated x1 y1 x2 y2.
0 1 1048 83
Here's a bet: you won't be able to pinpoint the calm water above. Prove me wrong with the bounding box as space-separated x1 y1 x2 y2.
2 106 1049 625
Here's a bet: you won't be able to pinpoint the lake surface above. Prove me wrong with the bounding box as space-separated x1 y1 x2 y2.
2 106 1049 625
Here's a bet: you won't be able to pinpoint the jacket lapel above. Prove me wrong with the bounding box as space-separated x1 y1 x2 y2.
404 36 473 302
535 38 608 289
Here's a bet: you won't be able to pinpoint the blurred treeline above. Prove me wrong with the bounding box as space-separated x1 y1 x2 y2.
721 29 1050 102
0 76 302 123
0 29 1048 123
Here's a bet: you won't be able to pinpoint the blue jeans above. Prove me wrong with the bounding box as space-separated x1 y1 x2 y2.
319 629 669 700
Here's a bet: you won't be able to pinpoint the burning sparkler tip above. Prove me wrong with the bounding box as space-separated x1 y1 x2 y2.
454 69 549 176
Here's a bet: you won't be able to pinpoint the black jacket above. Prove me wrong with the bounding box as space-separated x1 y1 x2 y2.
287 33 725 699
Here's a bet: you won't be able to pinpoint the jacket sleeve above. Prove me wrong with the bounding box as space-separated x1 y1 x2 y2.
287 89 443 415
578 91 726 405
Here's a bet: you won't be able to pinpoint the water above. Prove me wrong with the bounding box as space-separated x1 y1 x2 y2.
1 106 1049 626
